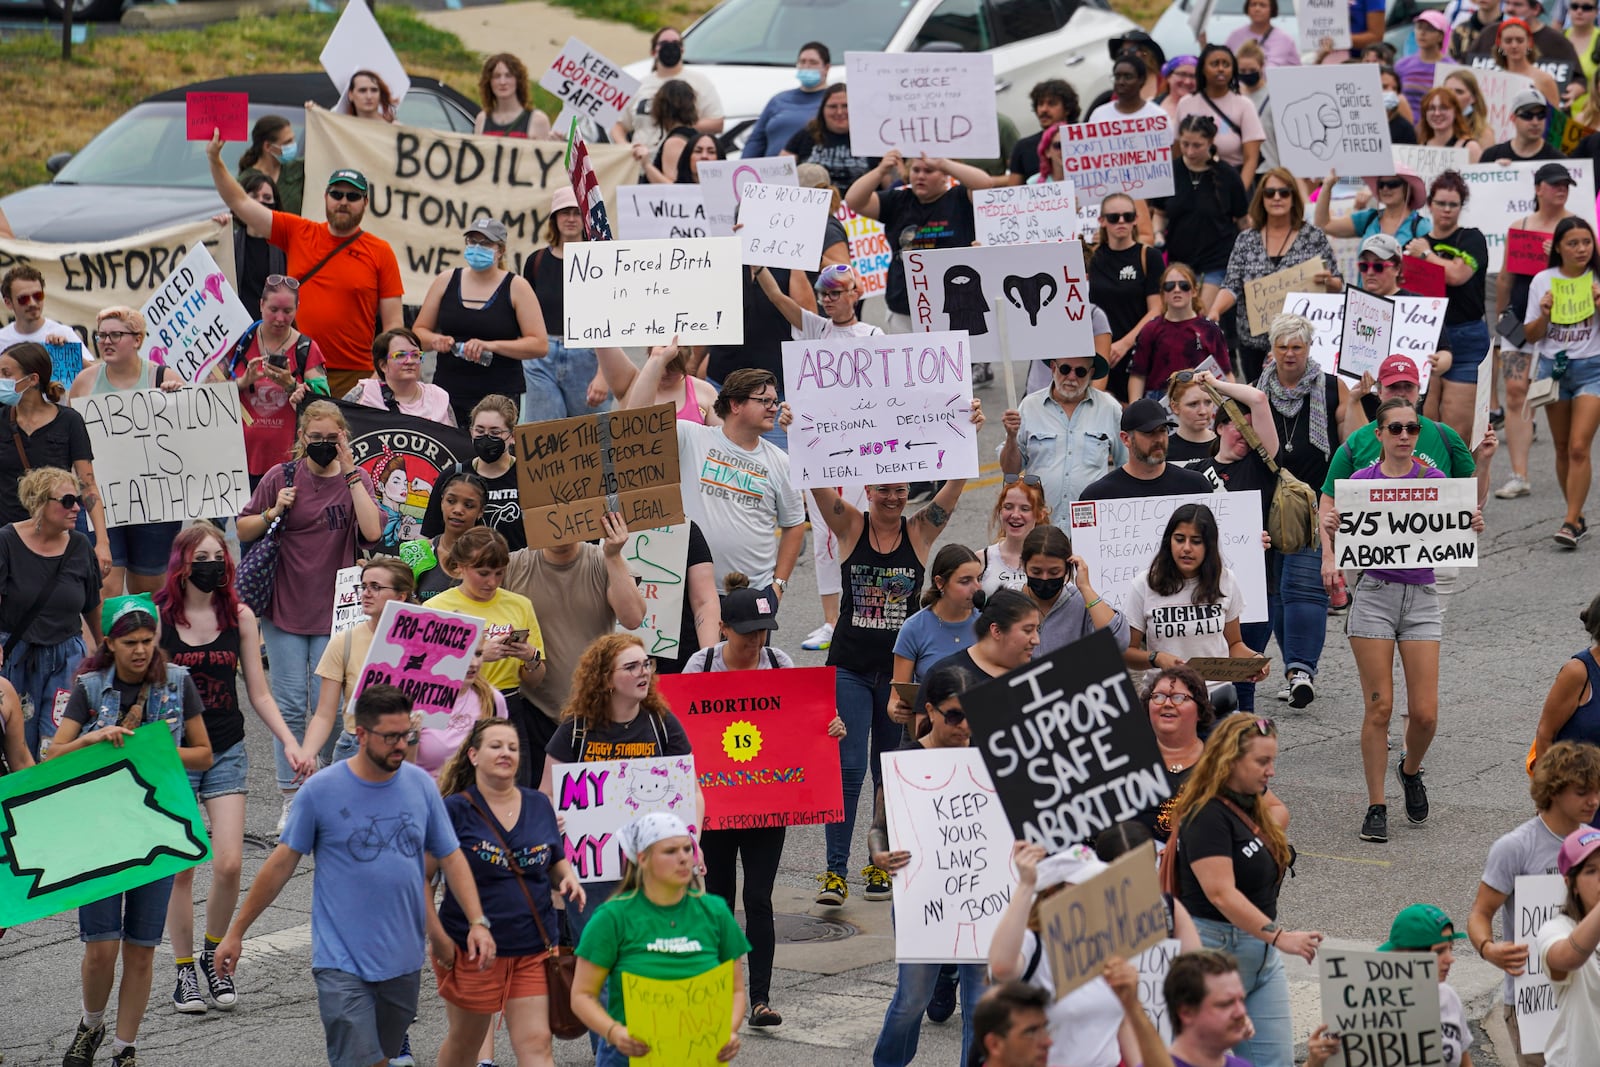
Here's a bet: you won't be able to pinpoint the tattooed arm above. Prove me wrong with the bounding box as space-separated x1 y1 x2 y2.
809 486 866 547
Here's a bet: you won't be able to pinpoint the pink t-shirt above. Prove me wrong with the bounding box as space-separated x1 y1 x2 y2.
1176 91 1266 170
416 685 509 777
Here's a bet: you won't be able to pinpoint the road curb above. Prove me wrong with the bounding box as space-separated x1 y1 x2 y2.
121 0 303 30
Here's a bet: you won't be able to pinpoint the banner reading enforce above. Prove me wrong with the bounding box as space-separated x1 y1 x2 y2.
1333 477 1480 569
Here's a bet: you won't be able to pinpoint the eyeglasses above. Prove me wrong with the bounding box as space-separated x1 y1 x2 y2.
265 274 300 290
388 350 424 363
1383 421 1422 436
1357 260 1396 273
1429 199 1462 210
473 427 512 440
1375 178 1407 191
1149 692 1195 706
93 330 137 343
1162 279 1194 292
1262 187 1294 200
305 432 341 444
368 729 415 746
11 291 43 307
1054 363 1091 378
1102 211 1137 224
742 395 781 409
360 582 398 594
1573 3 1596 9
1516 108 1549 121
1004 473 1043 486
1255 717 1275 735
932 705 967 725
327 189 366 202
818 288 855 300
51 493 83 509
615 659 654 675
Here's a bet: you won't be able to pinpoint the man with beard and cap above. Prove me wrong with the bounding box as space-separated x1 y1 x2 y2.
1077 397 1214 500
1001 352 1128 519
207 134 403 397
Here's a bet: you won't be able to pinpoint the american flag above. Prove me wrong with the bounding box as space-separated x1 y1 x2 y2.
565 118 613 241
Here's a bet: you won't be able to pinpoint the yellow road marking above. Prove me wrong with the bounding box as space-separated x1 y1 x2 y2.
1295 850 1392 868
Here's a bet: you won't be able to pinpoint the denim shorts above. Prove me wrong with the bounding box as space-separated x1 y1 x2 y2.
1535 354 1600 402
1346 573 1442 642
188 738 248 800
314 968 420 1067
1201 268 1226 287
105 520 183 576
78 874 176 947
1440 319 1491 384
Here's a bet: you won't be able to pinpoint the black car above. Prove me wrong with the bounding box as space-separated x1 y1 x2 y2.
1 72 477 242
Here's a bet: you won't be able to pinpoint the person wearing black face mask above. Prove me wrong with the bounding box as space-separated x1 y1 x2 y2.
1022 524 1130 657
420 394 527 551
611 27 725 149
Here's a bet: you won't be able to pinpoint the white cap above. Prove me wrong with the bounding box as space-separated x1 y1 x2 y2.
1035 845 1109 892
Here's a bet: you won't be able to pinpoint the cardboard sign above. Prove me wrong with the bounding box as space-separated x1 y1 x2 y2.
1054 116 1174 204
969 628 1169 852
973 183 1078 246
1270 66 1394 178
892 681 922 711
1512 873 1566 1054
514 403 684 550
319 0 410 113
1137 939 1183 1043
1507 229 1552 277
1067 492 1269 623
1471 354 1495 450
1283 292 1445 391
72 383 248 527
616 184 709 240
621 961 734 1066
1036 843 1168 999
1244 258 1326 337
139 243 252 383
1458 160 1597 273
561 237 743 346
185 91 248 142
552 756 697 882
332 397 473 556
881 746 1018 963
736 182 834 270
845 51 999 158
1334 477 1480 570
903 242 1093 362
660 666 845 830
1390 144 1468 188
1337 287 1396 382
45 342 84 386
696 156 798 238
538 37 640 129
1400 255 1446 298
783 331 979 489
1186 657 1271 682
330 566 365 635
1296 0 1352 51
351 600 484 718
618 524 690 659
1434 63 1533 145
1549 274 1594 326
1319 947 1443 1067
839 204 890 299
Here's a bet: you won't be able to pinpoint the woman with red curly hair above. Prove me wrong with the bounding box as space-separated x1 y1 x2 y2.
980 475 1050 595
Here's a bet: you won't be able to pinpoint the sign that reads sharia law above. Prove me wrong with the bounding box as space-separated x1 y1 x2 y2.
1333 477 1479 569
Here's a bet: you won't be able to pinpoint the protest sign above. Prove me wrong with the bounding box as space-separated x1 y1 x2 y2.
330 566 365 635
616 184 709 240
539 37 639 128
1400 255 1446 298
1137 939 1183 1043
139 243 252 383
561 237 743 346
903 242 1093 362
618 524 690 659
328 398 473 556
303 110 633 301
1506 229 1551 276
1512 873 1566 1054
1067 492 1269 623
1284 292 1445 391
736 182 834 270
783 331 979 489
1337 288 1396 382
552 756 698 881
1188 0 1219 38
1459 159 1597 272
845 51 999 158
881 746 1017 963
969 628 1168 852
1548 107 1595 155
661 666 844 830
1391 145 1468 188
1319 947 1443 1067
1186 657 1273 683
185 91 248 141
1036 842 1167 999
1053 116 1174 204
696 156 798 237
0 723 209 928
351 600 484 718
72 383 247 527
46 342 84 387
1471 355 1495 450
1270 66 1394 178
1549 274 1594 325
1244 258 1326 337
1296 0 1352 51
320 0 410 113
0 218 234 345
1435 64 1533 144
838 204 890 299
973 183 1078 246
514 402 684 549
622 961 734 1066
1334 477 1480 570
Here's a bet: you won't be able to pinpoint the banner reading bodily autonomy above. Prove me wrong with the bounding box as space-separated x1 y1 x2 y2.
351 600 485 719
303 109 634 302
553 755 698 882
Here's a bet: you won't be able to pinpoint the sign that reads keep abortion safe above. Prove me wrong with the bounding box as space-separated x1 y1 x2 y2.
562 237 743 345
539 37 640 128
1513 874 1566 1053
1295 0 1352 51
1036 843 1168 999
553 756 697 882
736 182 834 270
660 666 845 830
881 747 1018 963
73 383 248 527
696 156 798 237
903 242 1093 362
1053 117 1173 203
1334 477 1480 570
351 600 484 717
783 331 979 489
514 403 684 549
616 185 709 240
622 961 734 1066
973 184 1078 246
845 51 999 158
1319 948 1443 1067
139 243 252 383
1270 66 1394 178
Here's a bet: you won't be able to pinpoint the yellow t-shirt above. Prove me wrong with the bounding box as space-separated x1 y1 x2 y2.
426 586 544 692
315 624 376 734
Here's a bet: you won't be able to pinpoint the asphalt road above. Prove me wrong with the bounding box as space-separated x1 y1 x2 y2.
3 367 1589 1066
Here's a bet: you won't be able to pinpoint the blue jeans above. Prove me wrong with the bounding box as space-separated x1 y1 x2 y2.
1234 620 1274 713
3 634 86 757
1440 318 1491 384
260 621 330 790
1267 547 1327 678
1192 917 1293 1067
872 961 986 1066
825 668 901 875
522 338 608 423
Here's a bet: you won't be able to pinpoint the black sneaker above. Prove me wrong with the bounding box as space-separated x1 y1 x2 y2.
1360 805 1389 843
172 962 206 1014
1489 406 1505 430
199 950 236 1009
1397 760 1429 823
110 1048 137 1067
1287 671 1315 709
63 1020 106 1067
926 968 958 1023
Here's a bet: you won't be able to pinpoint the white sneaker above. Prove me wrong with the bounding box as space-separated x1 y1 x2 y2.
1276 682 1293 701
1494 475 1532 499
275 794 294 837
1287 670 1315 709
801 623 834 651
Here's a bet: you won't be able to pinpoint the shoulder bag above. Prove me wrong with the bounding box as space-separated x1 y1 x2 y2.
236 461 297 616
0 525 68 660
1201 382 1318 554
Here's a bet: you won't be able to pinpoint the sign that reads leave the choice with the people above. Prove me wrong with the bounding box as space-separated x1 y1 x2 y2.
562 237 743 346
1319 948 1443 1067
351 600 484 718
139 243 253 384
1270 65 1394 178
1334 477 1480 570
735 182 835 270
1037 843 1168 999
553 756 697 882
903 242 1093 362
539 37 640 128
973 183 1078 246
1053 116 1174 204
845 51 999 158
1513 873 1566 1053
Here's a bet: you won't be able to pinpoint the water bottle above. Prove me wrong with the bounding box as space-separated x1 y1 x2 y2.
453 342 495 367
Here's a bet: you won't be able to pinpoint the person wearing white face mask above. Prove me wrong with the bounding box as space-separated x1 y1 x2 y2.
742 42 832 159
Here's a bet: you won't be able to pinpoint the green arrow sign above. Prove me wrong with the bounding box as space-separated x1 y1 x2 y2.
0 722 210 927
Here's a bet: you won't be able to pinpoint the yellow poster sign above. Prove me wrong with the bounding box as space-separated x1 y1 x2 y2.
1549 273 1595 326
620 960 734 1065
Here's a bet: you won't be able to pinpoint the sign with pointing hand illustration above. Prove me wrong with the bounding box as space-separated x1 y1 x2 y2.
0 724 210 927
1269 65 1394 178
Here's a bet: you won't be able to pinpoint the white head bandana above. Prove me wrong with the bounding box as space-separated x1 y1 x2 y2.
1034 845 1109 893
617 812 693 863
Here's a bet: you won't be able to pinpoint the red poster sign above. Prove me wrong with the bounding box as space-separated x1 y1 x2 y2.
1506 229 1552 277
1400 255 1446 298
186 92 249 141
658 666 845 830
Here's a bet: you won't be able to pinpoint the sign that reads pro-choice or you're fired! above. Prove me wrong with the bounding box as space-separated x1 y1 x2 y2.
1333 477 1479 570
845 51 999 158
552 756 697 882
1036 842 1169 999
1319 948 1443 1067
782 330 980 489
1270 65 1394 178
562 237 743 345
538 37 640 129
350 601 485 718
139 243 252 384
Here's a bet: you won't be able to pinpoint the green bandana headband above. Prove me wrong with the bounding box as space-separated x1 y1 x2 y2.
102 592 157 634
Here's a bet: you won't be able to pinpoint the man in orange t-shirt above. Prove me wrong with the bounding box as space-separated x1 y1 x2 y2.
208 135 402 396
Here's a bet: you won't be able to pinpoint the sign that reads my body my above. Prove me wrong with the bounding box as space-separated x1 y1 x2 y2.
352 600 484 717
553 756 697 882
139 243 252 384
539 37 640 128
845 51 999 158
562 237 743 345
1037 843 1168 999
1054 117 1174 203
1319 948 1443 1067
1334 477 1480 570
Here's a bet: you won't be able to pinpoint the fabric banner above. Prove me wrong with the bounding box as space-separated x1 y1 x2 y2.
1333 477 1480 569
1036 843 1167 999
659 666 845 830
621 961 734 1066
1512 873 1566 1054
303 109 634 302
1319 947 1443 1067
552 755 698 882
618 524 690 659
351 600 485 718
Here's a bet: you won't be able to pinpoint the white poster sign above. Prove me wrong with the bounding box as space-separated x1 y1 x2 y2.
1391 144 1469 189
1513 873 1567 1055
1459 159 1597 273
1296 0 1352 51
1319 947 1443 1067
1137 939 1183 1044
1434 63 1534 145
330 565 365 634
695 156 798 237
902 242 1093 361
845 51 1000 159
352 600 486 719
1283 292 1445 391
553 756 698 882
881 747 1017 963
736 182 834 270
1055 116 1174 204
319 0 410 113
1270 66 1394 178
973 183 1079 246
139 244 252 384
783 331 979 490
1067 492 1269 623
1337 288 1395 383
1471 355 1494 450
539 36 640 129
563 237 742 345
616 184 709 240
618 524 691 660
1333 477 1480 569
1189 0 1220 38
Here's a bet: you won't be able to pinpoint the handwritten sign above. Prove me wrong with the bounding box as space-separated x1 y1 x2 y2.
881 746 1017 963
1319 947 1443 1067
616 185 709 240
1471 355 1494 450
45 342 84 386
562 237 742 346
539 37 639 128
139 243 252 383
1435 64 1533 145
839 204 890 299
351 600 484 718
973 184 1079 246
1186 657 1272 683
845 51 999 159
903 242 1093 362
621 961 733 1066
1400 255 1446 298
319 0 410 113
1244 258 1325 337
330 566 365 634
1284 292 1446 390
1549 274 1594 326
1271 66 1394 178
695 156 798 237
618 524 689 659
1513 873 1566 1054
185 92 248 142
1391 144 1467 188
1337 287 1396 383
514 403 684 550
1054 117 1173 203
1507 229 1552 276
1334 477 1480 569
1459 159 1597 273
553 755 697 882
736 182 834 270
1138 939 1183 1043
1296 0 1352 50
1036 843 1167 999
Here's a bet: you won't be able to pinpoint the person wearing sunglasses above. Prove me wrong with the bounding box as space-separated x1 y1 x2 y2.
342 327 456 425
1130 263 1232 402
1001 350 1126 521
0 265 74 348
1315 165 1430 248
230 274 330 492
1493 17 1564 105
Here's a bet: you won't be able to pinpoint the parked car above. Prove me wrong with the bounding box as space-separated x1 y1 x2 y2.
1 72 477 242
622 0 1141 156
1150 0 1447 63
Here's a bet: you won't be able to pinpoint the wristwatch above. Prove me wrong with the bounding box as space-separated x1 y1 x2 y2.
772 577 788 593
469 915 492 930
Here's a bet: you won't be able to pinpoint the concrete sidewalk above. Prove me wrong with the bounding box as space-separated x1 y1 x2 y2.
419 1 653 76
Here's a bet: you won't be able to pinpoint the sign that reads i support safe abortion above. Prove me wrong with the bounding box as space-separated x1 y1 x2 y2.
1333 478 1479 570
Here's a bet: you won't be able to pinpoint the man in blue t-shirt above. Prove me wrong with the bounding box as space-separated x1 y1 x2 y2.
216 686 494 1067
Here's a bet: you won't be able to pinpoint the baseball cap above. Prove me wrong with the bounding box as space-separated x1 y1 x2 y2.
1558 825 1600 876
1511 88 1549 116
1378 904 1467 951
1415 10 1449 33
1121 397 1172 433
722 586 779 634
1535 162 1577 187
1378 354 1421 386
326 168 368 192
465 217 508 244
550 186 580 213
1034 845 1109 892
1360 233 1403 261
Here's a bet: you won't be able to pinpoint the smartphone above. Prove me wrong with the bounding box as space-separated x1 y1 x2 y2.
508 628 530 644
266 352 290 369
